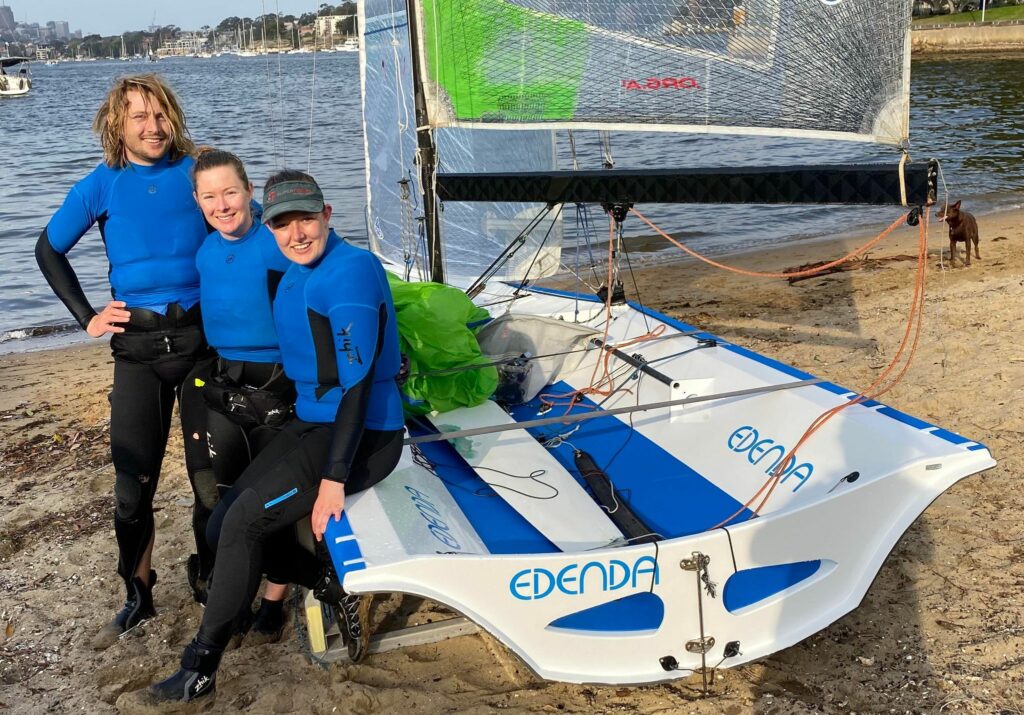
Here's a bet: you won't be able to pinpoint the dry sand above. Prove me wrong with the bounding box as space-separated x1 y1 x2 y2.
2 205 1023 714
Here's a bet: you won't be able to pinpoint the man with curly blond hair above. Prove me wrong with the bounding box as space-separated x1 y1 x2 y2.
35 74 219 648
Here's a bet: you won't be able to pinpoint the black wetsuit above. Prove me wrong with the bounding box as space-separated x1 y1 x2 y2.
35 155 217 590
198 232 404 649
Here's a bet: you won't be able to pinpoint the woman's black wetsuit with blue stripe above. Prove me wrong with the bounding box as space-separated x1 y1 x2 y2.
197 231 404 650
34 155 218 599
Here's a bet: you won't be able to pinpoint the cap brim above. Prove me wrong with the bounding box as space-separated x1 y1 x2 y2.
262 199 325 224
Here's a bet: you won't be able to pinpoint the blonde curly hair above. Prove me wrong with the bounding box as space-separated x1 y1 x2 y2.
92 74 195 168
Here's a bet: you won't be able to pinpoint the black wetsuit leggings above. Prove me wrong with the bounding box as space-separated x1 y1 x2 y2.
199 420 403 649
108 305 216 589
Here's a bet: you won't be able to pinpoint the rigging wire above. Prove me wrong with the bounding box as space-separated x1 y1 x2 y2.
261 1 280 167
306 0 320 173
275 0 285 168
512 203 564 299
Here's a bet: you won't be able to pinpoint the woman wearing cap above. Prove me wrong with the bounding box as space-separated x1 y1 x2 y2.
190 148 297 639
151 170 404 703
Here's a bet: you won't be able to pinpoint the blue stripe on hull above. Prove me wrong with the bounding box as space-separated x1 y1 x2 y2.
411 424 560 554
323 513 367 581
509 386 754 538
626 300 989 452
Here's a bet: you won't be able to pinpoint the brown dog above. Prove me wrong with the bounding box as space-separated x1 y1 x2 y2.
935 200 980 267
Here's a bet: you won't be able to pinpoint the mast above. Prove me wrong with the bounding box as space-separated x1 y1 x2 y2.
403 0 444 284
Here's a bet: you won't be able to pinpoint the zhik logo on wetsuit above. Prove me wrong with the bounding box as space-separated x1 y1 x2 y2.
336 324 363 365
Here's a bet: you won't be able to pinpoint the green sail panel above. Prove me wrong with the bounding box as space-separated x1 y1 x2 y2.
421 0 587 121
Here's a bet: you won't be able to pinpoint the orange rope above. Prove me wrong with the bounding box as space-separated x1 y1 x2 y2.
710 212 930 528
631 208 909 280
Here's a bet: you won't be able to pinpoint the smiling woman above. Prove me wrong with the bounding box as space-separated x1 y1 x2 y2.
150 169 405 703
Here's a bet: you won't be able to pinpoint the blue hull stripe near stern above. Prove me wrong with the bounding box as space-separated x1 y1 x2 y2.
877 406 932 430
324 513 367 581
929 428 970 445
517 284 603 303
624 300 986 450
723 560 822 612
548 592 665 634
264 487 298 510
410 423 560 555
509 385 755 538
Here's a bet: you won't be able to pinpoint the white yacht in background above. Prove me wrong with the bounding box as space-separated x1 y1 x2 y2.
0 57 32 97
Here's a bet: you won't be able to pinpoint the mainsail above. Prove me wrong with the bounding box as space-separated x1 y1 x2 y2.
415 0 910 145
362 0 920 284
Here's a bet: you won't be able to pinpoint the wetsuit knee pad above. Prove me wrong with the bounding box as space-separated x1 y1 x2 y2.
114 471 155 521
192 468 220 511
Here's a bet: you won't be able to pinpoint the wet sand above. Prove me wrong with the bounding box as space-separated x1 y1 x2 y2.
2 204 1022 713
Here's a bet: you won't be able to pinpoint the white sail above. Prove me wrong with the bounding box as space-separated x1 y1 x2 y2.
361 0 563 284
412 0 911 145
364 0 565 282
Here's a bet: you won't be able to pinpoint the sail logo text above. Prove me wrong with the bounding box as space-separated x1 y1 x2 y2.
621 77 701 91
727 425 814 491
405 485 462 551
509 556 659 601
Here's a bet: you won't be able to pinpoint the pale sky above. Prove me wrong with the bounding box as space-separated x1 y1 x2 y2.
4 1 330 37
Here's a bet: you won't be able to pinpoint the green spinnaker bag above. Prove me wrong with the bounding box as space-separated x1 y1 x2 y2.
387 274 498 415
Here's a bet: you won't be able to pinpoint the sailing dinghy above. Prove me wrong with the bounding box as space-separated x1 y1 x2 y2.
301 0 996 685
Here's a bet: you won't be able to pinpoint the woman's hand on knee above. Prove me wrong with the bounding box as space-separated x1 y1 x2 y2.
312 479 346 542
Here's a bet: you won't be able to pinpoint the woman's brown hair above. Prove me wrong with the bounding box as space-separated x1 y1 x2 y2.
191 147 250 189
92 74 196 168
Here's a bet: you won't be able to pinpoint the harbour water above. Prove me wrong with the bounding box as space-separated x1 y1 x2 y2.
1 52 1022 353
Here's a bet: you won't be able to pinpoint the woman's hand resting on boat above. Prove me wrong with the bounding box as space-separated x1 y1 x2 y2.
312 479 346 541
86 300 130 337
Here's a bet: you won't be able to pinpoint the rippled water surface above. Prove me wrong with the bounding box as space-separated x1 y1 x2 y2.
1 53 1022 351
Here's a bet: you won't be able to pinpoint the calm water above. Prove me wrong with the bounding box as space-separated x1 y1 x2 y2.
1 53 1023 352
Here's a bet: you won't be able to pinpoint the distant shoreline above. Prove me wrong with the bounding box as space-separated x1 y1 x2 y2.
911 23 1024 54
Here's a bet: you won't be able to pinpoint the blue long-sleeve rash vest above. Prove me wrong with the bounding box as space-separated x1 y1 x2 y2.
45 155 208 313
197 222 291 363
273 231 403 431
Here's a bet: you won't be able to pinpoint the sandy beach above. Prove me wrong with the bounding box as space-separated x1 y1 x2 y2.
2 203 1023 714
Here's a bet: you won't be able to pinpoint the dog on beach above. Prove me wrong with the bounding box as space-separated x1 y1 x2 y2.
935 200 980 267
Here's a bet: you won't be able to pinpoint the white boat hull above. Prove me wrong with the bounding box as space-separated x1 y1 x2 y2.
320 282 993 684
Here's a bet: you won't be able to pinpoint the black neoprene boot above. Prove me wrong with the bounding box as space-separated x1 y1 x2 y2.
149 638 221 703
91 570 157 650
314 568 370 662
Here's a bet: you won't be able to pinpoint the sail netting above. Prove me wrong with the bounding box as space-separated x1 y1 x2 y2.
414 0 911 145
362 0 563 284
